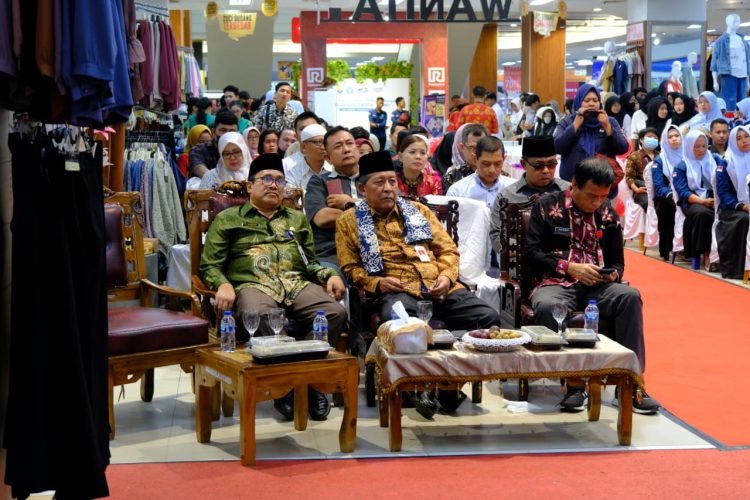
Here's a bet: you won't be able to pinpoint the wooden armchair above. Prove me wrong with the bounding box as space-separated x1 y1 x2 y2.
105 190 211 439
498 198 614 332
361 199 482 408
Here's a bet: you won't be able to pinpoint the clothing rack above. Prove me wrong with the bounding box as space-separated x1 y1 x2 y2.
132 106 176 130
135 0 169 19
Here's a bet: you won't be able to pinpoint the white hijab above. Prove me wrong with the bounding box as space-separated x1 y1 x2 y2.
659 124 684 179
683 130 716 199
725 125 750 204
216 131 251 183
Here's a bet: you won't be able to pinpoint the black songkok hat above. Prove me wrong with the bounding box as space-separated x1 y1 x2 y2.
249 153 284 178
521 135 556 158
358 150 395 177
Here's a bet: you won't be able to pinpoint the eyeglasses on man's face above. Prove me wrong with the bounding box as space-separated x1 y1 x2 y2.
523 158 558 171
305 139 325 148
254 175 286 188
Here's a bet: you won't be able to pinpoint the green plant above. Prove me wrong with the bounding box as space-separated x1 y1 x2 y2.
326 59 352 84
354 62 382 83
289 61 301 92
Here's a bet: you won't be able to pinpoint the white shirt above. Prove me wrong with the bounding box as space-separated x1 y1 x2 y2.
630 109 648 140
492 103 505 137
729 34 748 78
283 153 332 192
446 173 514 209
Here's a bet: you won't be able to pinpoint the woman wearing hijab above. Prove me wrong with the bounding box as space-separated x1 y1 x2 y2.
732 97 750 127
650 124 682 259
715 125 750 278
553 83 629 182
548 100 563 120
508 98 524 138
178 125 212 178
604 95 625 127
645 97 672 138
626 127 660 212
670 94 697 130
431 131 455 176
688 91 725 134
198 131 251 189
672 130 725 267
532 106 557 137
444 123 488 190
243 126 260 159
620 92 637 139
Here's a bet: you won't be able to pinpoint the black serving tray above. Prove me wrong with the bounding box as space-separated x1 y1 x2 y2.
249 348 329 364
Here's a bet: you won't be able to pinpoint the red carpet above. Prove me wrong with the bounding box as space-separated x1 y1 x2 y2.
625 251 750 446
106 450 750 499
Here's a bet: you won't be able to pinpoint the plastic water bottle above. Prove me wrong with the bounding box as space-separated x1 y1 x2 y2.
220 311 236 352
583 300 599 333
312 310 329 343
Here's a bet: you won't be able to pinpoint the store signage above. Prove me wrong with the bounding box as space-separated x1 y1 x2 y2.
307 67 325 86
219 12 257 41
261 0 278 17
323 0 512 23
205 1 218 18
626 22 645 43
533 11 558 37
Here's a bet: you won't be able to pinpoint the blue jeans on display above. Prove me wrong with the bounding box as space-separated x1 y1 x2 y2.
719 75 748 112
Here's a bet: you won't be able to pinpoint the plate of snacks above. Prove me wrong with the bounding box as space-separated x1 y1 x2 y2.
462 326 531 352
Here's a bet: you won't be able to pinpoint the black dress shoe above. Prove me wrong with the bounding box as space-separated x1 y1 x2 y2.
415 391 438 419
273 391 294 421
308 388 331 421
437 390 468 414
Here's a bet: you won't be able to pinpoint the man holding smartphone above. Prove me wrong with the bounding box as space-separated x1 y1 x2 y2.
524 157 660 415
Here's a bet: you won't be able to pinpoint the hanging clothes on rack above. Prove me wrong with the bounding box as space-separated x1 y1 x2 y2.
134 17 181 112
682 65 700 99
178 47 204 98
123 134 186 258
6 124 110 500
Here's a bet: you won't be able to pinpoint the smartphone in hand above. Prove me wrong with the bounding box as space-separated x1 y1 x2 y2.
326 178 344 195
598 267 616 274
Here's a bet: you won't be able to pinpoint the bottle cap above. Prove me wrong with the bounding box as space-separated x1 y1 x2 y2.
223 310 232 315
316 310 325 315
588 300 597 304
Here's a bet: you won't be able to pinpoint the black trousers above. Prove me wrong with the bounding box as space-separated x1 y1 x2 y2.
378 288 500 331
716 209 749 279
683 203 714 258
6 134 110 500
654 196 676 259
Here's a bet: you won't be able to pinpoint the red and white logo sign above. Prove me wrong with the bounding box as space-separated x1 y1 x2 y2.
307 67 324 85
427 67 445 84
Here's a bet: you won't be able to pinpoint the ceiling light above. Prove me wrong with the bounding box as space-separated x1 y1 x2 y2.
687 24 701 29
371 56 385 61
653 38 661 45
708 29 716 33
740 21 750 27
565 53 571 56
615 42 626 47
651 33 657 38
576 59 593 66
529 0 553 5
586 46 604 51
502 62 516 66
510 23 517 27
592 7 602 12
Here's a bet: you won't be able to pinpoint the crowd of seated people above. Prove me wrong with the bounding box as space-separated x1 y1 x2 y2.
181 81 750 424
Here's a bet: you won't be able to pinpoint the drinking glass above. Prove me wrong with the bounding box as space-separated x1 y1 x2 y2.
551 303 567 336
242 310 260 348
269 308 285 341
417 300 433 324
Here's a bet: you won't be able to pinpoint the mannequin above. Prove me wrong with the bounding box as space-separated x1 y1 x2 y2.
711 14 750 111
666 61 683 93
683 52 700 98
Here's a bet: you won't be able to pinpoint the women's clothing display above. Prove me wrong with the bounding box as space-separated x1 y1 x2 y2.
123 135 186 258
598 50 645 95
682 65 699 99
133 18 181 111
178 47 204 98
6 127 110 500
0 0 133 126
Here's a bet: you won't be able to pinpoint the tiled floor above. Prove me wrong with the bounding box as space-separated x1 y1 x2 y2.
110 360 713 465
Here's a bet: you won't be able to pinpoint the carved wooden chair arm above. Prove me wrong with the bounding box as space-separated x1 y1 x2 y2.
140 279 202 316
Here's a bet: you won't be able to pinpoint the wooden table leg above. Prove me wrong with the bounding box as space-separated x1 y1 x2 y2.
471 381 483 403
388 390 403 452
210 382 221 421
293 384 308 432
617 378 633 446
195 374 213 444
518 379 529 401
378 386 389 428
588 379 602 421
339 362 358 453
239 375 258 466
221 385 235 417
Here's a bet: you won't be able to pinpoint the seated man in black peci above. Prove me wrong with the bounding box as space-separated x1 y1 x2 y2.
200 153 347 422
523 157 660 414
336 150 500 417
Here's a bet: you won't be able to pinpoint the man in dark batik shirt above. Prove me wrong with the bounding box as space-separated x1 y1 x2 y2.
524 157 660 415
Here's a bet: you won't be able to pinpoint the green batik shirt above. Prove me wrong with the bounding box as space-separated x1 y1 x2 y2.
200 204 336 305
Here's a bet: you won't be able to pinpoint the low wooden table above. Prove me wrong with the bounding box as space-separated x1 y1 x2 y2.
366 336 643 451
194 347 359 466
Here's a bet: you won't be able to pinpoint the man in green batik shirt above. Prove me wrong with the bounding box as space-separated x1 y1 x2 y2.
200 153 347 421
